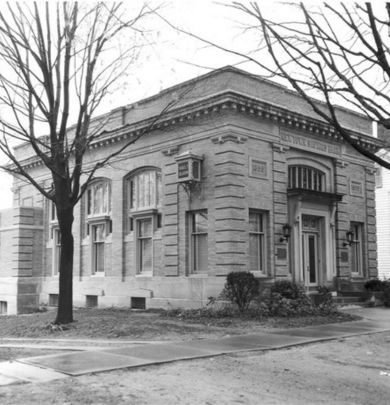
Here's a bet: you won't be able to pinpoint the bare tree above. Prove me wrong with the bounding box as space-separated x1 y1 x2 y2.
165 2 390 168
232 1 390 167
0 2 175 324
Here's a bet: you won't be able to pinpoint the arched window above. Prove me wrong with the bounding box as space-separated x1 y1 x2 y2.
86 179 111 216
288 166 325 192
125 167 162 275
127 168 162 211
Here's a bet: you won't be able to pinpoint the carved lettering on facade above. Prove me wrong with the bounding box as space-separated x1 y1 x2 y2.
281 133 342 155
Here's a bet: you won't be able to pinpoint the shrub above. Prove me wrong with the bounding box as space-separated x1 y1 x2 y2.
266 293 313 317
271 280 306 300
315 285 337 315
220 271 259 312
364 279 385 292
382 281 390 307
256 281 338 317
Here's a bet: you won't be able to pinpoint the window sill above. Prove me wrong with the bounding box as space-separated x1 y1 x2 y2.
351 274 364 279
189 272 208 278
250 271 268 278
130 209 158 219
136 272 153 278
91 272 105 277
86 215 111 223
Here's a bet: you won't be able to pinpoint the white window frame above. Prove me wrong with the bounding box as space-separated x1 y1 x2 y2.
350 222 364 276
129 210 161 276
288 165 325 192
249 210 267 274
125 168 162 276
52 228 61 276
91 222 106 275
127 168 162 213
84 180 112 276
86 180 111 218
50 201 57 222
136 216 154 275
188 210 208 274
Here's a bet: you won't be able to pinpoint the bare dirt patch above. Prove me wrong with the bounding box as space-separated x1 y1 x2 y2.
0 308 357 341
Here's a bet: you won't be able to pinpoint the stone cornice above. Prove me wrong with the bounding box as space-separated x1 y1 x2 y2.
16 90 384 170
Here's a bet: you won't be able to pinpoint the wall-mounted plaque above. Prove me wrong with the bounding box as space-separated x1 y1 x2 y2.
340 251 349 262
276 248 287 260
349 180 363 197
249 158 267 179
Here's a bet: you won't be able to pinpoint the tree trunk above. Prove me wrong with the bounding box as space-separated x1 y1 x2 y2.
55 207 75 324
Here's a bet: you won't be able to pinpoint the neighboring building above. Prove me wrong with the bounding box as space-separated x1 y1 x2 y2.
375 158 390 280
0 66 381 314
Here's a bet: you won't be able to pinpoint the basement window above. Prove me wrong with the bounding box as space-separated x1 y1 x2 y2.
48 294 59 307
0 301 7 315
86 295 98 308
131 297 146 310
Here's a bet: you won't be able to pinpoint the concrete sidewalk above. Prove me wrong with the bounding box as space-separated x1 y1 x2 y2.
1 307 389 385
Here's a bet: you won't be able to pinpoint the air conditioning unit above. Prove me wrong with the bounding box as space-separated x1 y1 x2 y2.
175 152 203 183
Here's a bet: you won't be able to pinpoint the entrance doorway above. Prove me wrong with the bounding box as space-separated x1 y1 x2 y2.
302 215 321 286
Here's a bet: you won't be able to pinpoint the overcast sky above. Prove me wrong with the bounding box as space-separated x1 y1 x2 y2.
0 0 367 209
0 0 261 209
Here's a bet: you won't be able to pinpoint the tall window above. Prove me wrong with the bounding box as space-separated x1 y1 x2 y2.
375 165 383 188
126 168 162 276
351 222 364 276
128 168 162 211
137 218 153 273
87 180 111 216
189 211 208 273
53 229 61 276
288 166 325 192
249 211 267 272
92 223 105 273
51 201 57 221
84 179 111 276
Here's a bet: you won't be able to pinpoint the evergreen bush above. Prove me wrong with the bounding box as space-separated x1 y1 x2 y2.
220 271 260 312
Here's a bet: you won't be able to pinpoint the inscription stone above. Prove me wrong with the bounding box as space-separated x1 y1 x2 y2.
281 133 342 155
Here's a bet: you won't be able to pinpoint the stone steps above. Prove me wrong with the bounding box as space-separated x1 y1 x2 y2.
334 292 366 306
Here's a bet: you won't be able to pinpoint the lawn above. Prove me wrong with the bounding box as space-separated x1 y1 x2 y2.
0 307 358 341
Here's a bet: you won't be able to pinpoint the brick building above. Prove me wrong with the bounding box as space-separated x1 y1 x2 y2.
0 66 381 314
